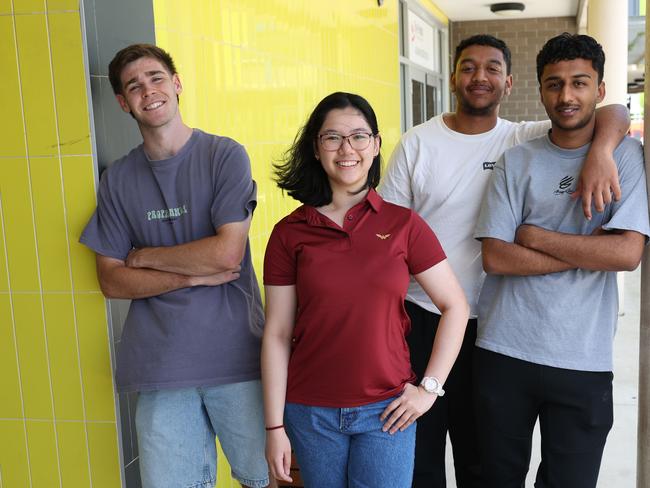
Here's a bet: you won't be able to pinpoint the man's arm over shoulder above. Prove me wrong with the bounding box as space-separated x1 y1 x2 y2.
576 104 631 218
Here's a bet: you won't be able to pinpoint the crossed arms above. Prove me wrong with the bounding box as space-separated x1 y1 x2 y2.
482 225 645 276
96 218 250 299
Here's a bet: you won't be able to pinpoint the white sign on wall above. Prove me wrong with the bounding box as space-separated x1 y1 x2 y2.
407 10 435 71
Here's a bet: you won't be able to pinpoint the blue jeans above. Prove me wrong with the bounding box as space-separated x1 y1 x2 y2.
136 380 269 488
284 396 416 488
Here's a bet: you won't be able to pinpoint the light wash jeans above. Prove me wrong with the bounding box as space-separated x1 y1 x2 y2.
285 396 416 488
136 380 269 488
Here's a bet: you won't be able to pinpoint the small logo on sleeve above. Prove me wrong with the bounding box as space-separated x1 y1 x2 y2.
553 176 576 195
483 161 496 171
376 233 391 240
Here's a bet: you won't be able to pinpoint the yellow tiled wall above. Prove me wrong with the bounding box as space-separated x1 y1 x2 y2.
0 1 121 486
153 0 402 287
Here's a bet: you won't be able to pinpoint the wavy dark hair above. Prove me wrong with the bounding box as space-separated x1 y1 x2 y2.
453 34 512 75
536 33 605 83
274 92 382 207
108 43 178 95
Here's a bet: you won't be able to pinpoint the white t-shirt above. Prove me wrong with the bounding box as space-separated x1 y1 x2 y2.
379 113 550 317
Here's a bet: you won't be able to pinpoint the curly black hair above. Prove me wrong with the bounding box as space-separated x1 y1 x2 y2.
536 33 605 83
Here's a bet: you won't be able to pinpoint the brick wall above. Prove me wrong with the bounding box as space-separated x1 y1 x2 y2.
450 17 577 122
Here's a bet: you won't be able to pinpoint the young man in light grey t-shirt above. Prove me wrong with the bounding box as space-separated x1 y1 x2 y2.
474 33 649 488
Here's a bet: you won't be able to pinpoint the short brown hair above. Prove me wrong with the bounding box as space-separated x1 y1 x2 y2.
108 44 177 95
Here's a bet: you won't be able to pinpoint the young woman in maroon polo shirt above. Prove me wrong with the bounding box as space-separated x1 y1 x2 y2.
262 92 469 488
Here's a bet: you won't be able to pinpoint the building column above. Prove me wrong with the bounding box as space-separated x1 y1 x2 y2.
587 0 628 105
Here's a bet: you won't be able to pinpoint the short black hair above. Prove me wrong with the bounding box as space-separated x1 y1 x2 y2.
273 92 382 207
108 44 177 95
453 34 512 75
536 33 605 83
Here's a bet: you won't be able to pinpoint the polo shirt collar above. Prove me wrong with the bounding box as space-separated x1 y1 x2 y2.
285 188 384 225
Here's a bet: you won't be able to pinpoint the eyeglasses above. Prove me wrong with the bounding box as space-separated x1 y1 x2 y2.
318 132 374 151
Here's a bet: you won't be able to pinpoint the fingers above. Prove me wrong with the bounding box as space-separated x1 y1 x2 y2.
282 450 293 482
379 397 402 422
269 453 293 482
581 188 593 221
611 179 622 202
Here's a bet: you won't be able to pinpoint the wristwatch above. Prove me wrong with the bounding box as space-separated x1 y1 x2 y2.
420 376 445 396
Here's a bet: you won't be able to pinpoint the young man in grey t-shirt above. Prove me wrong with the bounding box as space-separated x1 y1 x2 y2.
80 45 272 488
474 34 649 488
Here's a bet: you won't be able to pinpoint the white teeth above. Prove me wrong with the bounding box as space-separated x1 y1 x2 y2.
145 101 164 110
337 161 358 167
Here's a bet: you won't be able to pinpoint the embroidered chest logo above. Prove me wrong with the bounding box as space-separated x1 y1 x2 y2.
553 176 575 196
483 161 496 171
376 233 391 240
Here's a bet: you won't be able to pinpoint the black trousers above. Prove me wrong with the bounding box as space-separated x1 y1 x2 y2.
473 347 613 488
405 301 482 488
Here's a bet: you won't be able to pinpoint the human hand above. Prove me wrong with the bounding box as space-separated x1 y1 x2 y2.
190 266 241 287
266 429 293 483
572 149 621 220
515 224 542 249
379 383 436 435
125 248 146 268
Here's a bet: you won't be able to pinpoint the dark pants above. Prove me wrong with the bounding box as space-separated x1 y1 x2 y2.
405 301 481 488
473 347 613 488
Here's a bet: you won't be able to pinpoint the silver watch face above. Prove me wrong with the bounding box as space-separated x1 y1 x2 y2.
423 377 439 392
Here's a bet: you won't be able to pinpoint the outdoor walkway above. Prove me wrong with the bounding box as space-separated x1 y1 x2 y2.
445 267 642 487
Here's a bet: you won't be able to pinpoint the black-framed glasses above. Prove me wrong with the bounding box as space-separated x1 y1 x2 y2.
318 132 374 151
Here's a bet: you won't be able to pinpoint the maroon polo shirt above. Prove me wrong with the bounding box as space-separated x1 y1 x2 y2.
264 189 446 407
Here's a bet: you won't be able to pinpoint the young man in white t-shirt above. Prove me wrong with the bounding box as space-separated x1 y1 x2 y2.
379 34 629 488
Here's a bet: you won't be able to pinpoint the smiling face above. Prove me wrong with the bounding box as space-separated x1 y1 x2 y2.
116 56 182 129
316 107 380 195
539 58 605 135
451 44 512 116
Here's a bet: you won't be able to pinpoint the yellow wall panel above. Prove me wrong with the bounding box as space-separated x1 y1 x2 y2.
47 0 80 10
49 12 92 155
57 421 91 487
0 294 23 418
0 16 27 157
43 293 84 420
1 158 40 292
75 293 115 422
13 0 46 13
15 14 58 157
87 423 122 488
30 157 73 292
62 156 100 292
0 420 30 487
25 420 60 487
0 0 12 14
13 293 53 419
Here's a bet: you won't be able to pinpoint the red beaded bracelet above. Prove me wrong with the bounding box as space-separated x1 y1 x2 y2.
265 424 285 431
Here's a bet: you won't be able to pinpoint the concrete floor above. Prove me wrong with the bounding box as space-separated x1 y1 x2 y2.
445 267 641 487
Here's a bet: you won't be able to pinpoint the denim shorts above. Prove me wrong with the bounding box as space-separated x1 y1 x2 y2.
284 396 416 488
136 380 269 488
